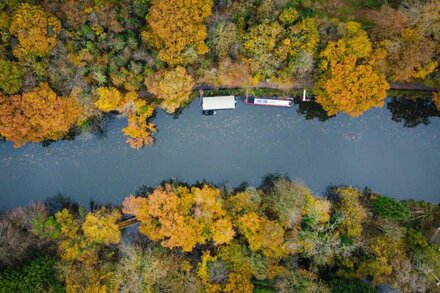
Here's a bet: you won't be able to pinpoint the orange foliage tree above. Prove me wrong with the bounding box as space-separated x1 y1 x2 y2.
217 58 253 88
123 184 234 252
143 0 212 65
316 22 389 117
9 3 61 59
0 83 81 147
146 67 195 113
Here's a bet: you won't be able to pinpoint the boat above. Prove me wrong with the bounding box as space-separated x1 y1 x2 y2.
245 96 293 108
200 95 236 115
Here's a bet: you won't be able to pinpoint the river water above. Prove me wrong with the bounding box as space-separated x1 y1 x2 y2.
0 98 439 209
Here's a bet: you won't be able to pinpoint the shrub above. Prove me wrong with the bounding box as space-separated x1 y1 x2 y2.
330 278 376 293
0 256 62 292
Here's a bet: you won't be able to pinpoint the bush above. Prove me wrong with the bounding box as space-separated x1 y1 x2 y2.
372 195 410 221
330 278 376 293
0 256 63 292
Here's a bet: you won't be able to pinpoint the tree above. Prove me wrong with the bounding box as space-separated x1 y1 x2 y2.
329 277 375 293
207 21 239 59
9 3 61 59
82 207 121 245
0 256 62 292
243 21 283 81
238 212 286 258
217 58 253 88
123 184 234 252
332 187 367 239
94 87 122 112
54 207 121 292
146 67 195 113
263 179 309 229
0 83 81 147
316 22 389 117
95 89 157 149
371 195 410 221
198 243 254 293
0 60 22 94
142 0 212 65
357 235 407 286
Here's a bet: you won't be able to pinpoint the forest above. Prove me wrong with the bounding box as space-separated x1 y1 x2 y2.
0 176 439 292
0 0 439 149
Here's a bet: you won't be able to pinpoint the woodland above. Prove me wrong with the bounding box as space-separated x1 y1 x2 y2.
0 176 439 292
0 1 440 292
0 0 439 149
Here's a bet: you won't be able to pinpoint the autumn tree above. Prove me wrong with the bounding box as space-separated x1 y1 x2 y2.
316 22 390 117
207 21 239 59
243 21 283 82
142 0 212 65
383 0 440 82
146 67 195 113
217 58 253 88
0 60 22 94
95 88 157 149
9 3 61 59
198 243 254 293
54 207 121 292
357 235 407 286
238 212 287 258
331 187 367 238
123 184 234 252
262 179 309 229
94 86 122 112
0 83 81 147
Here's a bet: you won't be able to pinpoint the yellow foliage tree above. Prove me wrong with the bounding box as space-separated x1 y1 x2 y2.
333 187 367 238
198 243 254 293
55 208 121 292
9 3 61 59
94 87 122 112
316 22 389 117
82 207 122 245
146 67 195 113
0 83 81 147
123 184 234 252
95 88 157 149
238 212 286 258
143 0 212 65
357 235 406 285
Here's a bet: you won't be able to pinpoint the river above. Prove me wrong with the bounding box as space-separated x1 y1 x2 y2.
0 97 439 209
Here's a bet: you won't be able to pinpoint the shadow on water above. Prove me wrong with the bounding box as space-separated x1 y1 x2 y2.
294 99 335 122
387 97 440 128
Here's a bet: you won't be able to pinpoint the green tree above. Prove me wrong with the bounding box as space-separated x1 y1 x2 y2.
372 195 410 221
0 256 62 292
0 60 22 94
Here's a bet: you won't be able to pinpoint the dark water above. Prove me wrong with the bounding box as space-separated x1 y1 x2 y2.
0 98 439 209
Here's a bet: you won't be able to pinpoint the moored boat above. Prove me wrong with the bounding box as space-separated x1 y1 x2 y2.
245 96 293 108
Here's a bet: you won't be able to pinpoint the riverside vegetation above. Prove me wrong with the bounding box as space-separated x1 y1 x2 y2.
0 0 439 149
0 176 439 292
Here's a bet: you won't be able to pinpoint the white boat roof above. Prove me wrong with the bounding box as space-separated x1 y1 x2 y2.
202 96 236 110
254 98 291 107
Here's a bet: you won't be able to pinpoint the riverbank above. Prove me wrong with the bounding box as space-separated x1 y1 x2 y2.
0 178 438 293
